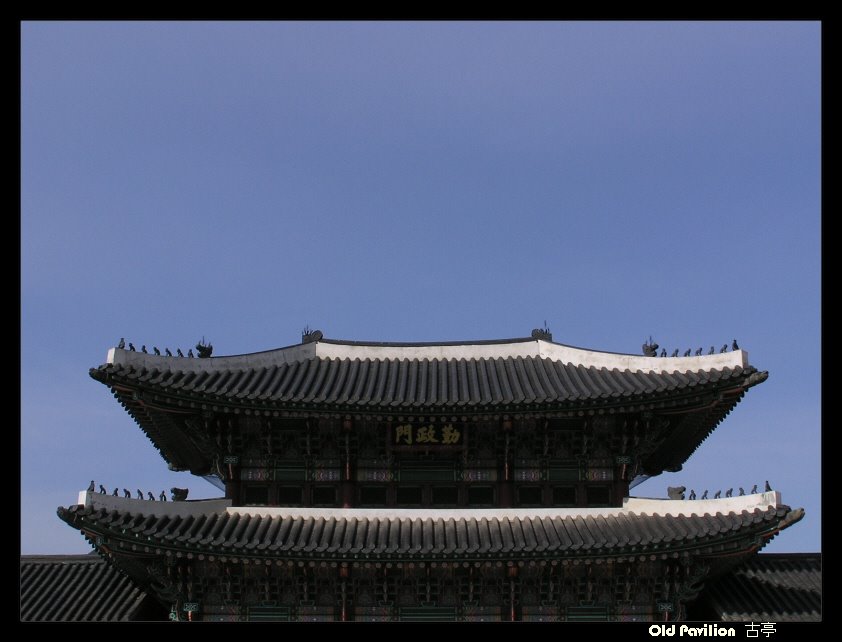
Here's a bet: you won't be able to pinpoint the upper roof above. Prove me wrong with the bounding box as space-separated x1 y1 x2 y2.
91 334 763 414
105 334 751 376
19 554 167 622
688 553 822 622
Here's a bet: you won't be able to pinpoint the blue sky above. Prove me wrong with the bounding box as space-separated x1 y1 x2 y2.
21 21 820 554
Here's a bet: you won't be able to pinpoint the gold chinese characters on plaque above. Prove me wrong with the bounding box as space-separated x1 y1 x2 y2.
393 423 463 448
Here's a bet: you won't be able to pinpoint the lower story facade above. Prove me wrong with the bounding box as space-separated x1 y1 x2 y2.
55 491 803 622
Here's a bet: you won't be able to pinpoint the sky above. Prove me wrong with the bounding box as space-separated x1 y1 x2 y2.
21 21 820 555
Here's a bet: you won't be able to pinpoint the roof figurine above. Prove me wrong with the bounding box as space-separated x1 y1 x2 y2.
165 348 172 357
99 484 106 494
117 338 125 349
141 345 147 354
695 348 703 356
87 480 95 492
765 480 772 492
671 349 679 357
751 484 758 494
684 349 692 357
128 343 135 351
176 348 184 357
660 348 667 357
714 490 721 499
725 488 733 498
123 488 131 498
732 339 740 351
136 489 143 500
187 349 194 358
689 489 696 500
739 487 745 496
159 491 167 502
701 490 708 499
720 344 728 353
112 487 118 496
708 346 715 355
147 491 155 501
153 347 161 356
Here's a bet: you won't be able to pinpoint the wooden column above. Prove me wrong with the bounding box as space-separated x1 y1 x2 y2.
499 418 513 507
342 418 354 508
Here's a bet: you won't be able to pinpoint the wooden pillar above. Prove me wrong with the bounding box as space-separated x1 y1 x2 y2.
225 459 241 503
500 418 513 508
508 565 518 621
342 418 354 508
341 483 354 508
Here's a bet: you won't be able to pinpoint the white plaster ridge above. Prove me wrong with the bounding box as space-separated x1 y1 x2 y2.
78 491 231 517
75 490 780 520
621 492 781 516
106 343 316 372
106 338 749 374
230 492 780 520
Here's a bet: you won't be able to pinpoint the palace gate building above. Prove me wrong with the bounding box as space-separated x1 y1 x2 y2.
57 330 804 621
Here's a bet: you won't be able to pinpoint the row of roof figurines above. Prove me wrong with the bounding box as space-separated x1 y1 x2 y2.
113 328 326 358
84 479 774 504
642 338 739 358
87 481 188 502
115 337 212 358
667 481 772 500
109 335 740 361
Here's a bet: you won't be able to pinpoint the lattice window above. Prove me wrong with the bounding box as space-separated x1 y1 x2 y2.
276 430 304 460
465 421 499 460
536 566 558 604
513 418 543 458
520 578 541 606
356 420 388 460
474 568 505 607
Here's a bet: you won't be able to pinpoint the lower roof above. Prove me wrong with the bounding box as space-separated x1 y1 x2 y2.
58 492 802 563
688 553 822 622
19 554 167 622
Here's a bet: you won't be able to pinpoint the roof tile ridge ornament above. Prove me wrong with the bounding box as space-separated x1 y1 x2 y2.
744 370 769 388
302 327 323 344
531 323 552 342
195 337 213 358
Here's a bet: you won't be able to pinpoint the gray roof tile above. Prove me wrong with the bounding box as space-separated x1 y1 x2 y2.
689 553 821 622
58 504 799 562
92 355 761 413
20 555 166 622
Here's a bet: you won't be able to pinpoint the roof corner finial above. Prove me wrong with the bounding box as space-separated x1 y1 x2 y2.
302 327 324 344
531 322 552 342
